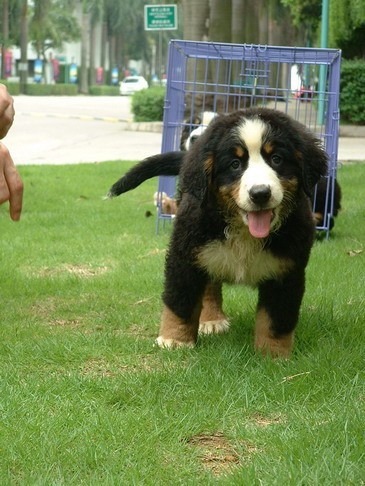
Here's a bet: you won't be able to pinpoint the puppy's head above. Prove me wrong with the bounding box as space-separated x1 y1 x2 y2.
181 108 328 238
180 111 217 151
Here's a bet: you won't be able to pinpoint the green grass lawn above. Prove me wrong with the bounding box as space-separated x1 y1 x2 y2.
0 160 364 484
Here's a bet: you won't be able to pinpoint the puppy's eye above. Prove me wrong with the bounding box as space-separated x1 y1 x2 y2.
230 159 241 170
271 154 283 167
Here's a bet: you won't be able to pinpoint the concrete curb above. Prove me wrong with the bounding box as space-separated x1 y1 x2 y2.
123 121 163 133
339 125 365 137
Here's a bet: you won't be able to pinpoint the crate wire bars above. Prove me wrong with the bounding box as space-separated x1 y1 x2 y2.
157 40 341 238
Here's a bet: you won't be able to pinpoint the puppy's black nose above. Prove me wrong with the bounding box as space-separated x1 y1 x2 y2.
249 185 271 205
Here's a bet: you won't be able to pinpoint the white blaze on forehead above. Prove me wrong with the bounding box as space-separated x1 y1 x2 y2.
237 117 267 157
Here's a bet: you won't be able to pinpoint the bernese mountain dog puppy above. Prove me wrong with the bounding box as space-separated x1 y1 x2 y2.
108 108 328 357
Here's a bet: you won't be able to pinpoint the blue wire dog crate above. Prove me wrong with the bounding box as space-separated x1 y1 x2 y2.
157 40 341 237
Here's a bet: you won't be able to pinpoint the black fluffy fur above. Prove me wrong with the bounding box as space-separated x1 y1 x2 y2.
107 151 184 198
108 108 329 353
161 108 327 349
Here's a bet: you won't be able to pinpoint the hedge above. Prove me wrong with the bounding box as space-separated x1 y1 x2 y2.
26 84 79 96
131 86 165 122
0 80 21 95
340 60 365 125
89 85 119 96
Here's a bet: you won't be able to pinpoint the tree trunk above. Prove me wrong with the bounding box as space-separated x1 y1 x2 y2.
1 0 9 79
182 0 209 41
19 0 28 93
242 0 260 44
101 20 107 83
209 0 231 42
209 0 232 100
89 23 96 86
80 10 90 94
182 0 209 104
108 35 116 85
231 0 246 44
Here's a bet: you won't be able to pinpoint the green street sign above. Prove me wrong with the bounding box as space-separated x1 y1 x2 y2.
144 4 178 31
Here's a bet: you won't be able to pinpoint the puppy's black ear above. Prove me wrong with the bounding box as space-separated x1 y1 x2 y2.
179 148 211 203
178 113 227 203
297 132 328 197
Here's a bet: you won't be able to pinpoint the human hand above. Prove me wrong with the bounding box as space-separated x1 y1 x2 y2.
0 83 15 139
0 143 23 221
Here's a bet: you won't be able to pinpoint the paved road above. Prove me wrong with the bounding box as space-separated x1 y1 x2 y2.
3 95 364 166
6 96 162 165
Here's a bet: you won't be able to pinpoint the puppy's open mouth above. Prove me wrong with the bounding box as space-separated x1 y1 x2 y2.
242 209 274 238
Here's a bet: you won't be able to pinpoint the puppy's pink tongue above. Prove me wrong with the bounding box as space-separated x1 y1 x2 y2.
247 210 273 238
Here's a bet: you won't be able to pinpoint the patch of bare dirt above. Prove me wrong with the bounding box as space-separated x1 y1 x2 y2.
24 263 109 278
186 432 255 476
251 413 286 427
79 356 159 377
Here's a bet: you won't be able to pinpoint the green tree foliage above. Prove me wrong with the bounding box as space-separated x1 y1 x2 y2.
280 0 321 45
330 0 365 58
105 0 145 63
0 0 21 45
340 60 365 123
280 0 321 26
282 0 365 58
29 0 80 58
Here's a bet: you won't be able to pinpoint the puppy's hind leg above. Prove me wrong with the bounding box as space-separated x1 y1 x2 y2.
199 282 230 335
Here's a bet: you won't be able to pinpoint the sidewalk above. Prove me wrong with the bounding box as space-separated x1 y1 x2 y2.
338 137 365 163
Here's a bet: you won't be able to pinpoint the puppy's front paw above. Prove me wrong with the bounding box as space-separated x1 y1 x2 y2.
156 336 196 349
199 319 230 335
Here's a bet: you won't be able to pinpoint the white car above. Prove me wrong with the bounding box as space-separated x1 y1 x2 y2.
119 76 148 95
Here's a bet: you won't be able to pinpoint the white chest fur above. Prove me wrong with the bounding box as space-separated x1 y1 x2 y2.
196 228 292 286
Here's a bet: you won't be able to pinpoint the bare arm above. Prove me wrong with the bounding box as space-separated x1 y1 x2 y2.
0 84 23 220
0 83 15 139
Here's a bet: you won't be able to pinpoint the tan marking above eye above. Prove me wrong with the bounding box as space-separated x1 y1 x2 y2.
294 150 303 160
235 146 246 158
263 142 275 155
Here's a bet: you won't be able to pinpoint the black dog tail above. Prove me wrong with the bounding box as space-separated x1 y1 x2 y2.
107 151 184 198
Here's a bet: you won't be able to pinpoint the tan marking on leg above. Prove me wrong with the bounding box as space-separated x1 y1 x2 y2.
204 156 213 174
254 308 294 358
312 212 323 225
157 305 199 348
199 282 230 335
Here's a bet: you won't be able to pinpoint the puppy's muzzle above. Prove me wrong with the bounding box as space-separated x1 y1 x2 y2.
249 184 272 206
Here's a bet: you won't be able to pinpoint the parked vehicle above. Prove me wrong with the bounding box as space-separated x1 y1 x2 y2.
119 76 148 95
